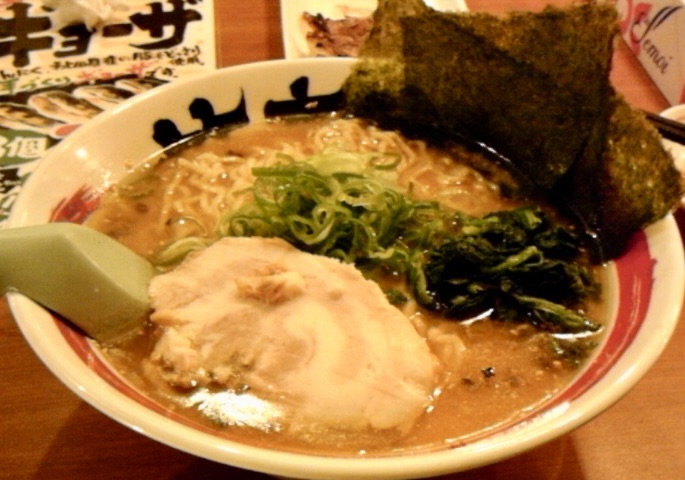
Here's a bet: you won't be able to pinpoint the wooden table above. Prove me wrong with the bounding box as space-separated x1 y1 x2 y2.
2 1 683 479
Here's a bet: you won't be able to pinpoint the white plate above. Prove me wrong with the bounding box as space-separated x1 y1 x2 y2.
280 0 469 59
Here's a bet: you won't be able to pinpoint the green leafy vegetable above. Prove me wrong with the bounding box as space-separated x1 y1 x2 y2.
419 208 600 333
547 336 599 369
384 288 409 306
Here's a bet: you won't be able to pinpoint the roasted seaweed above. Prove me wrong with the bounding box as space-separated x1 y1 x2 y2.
561 95 684 257
344 0 683 260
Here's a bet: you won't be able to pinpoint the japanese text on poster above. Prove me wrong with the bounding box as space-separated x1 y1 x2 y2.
0 0 216 224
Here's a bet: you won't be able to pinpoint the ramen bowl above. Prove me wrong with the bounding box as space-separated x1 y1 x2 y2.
6 58 685 479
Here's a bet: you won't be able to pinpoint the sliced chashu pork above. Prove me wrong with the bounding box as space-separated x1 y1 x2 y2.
148 236 442 433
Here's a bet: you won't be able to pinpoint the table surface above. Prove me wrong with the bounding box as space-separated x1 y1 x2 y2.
2 1 683 479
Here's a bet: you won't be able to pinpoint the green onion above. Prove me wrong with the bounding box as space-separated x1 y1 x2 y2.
153 236 210 268
218 159 449 272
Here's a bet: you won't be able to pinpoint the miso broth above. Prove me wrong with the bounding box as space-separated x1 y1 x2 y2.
87 114 608 456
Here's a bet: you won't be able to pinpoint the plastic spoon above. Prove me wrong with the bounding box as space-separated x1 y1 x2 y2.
0 223 155 342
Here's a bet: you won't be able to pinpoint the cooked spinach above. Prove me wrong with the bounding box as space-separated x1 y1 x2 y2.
416 208 600 333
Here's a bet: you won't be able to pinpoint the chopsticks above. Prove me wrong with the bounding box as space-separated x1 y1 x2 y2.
643 110 685 144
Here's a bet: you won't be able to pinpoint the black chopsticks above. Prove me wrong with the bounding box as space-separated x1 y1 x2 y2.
643 110 685 145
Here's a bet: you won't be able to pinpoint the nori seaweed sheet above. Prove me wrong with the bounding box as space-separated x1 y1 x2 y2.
596 96 682 256
359 0 429 58
402 12 602 188
343 0 683 260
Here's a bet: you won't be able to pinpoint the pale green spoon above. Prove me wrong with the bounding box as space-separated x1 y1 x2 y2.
0 223 155 343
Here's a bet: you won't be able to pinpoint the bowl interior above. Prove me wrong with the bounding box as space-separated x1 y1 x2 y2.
7 58 685 479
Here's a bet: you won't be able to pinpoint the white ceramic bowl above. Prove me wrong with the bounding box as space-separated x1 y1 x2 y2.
6 58 685 479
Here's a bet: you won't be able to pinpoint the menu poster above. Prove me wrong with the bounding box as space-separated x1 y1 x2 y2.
0 0 216 225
